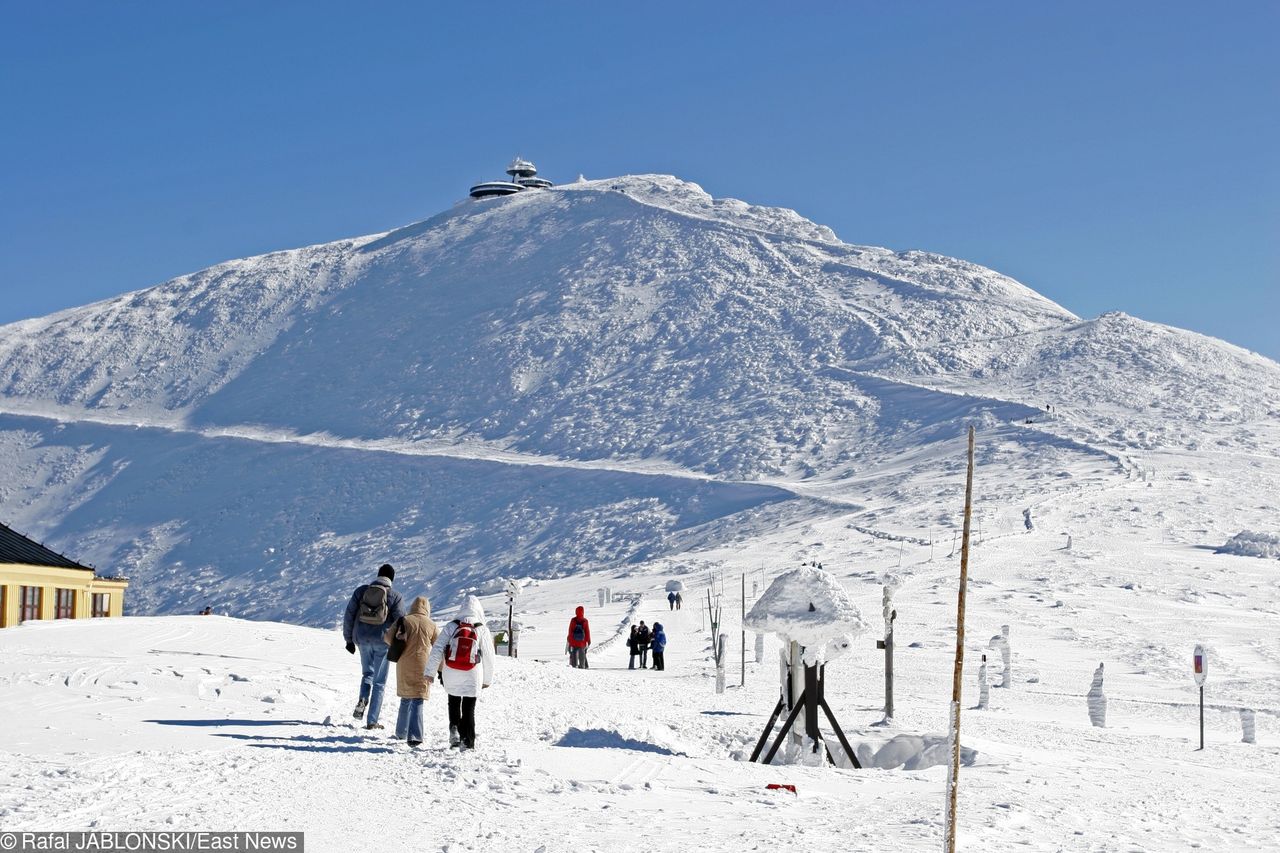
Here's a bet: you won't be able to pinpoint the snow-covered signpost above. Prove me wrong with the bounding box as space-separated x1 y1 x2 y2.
1193 644 1207 750
944 425 977 853
505 580 520 658
880 574 900 721
744 565 867 768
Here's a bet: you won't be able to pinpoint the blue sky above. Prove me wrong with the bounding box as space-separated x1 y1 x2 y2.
2 2 1276 359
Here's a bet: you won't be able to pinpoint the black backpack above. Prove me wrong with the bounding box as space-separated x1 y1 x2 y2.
357 584 389 625
572 620 586 643
386 618 406 662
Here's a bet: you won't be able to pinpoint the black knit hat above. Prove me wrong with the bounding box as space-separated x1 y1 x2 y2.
378 564 395 581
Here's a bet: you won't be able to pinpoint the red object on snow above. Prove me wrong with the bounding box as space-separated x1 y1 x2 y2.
766 783 797 794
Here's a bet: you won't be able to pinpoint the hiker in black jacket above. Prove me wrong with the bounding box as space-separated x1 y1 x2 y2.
636 621 652 669
342 564 406 730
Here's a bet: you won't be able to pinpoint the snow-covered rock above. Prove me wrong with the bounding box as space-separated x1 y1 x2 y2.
1218 531 1280 560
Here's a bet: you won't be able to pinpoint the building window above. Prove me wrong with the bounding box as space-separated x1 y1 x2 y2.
55 588 75 619
20 586 42 622
91 593 110 618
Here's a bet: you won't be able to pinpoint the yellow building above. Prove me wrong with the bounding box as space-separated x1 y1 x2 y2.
0 521 128 628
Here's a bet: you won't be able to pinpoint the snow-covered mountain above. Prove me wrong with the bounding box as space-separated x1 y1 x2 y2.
2 174 1277 623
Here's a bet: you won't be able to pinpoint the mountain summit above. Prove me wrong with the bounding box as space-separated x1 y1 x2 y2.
1 174 1276 621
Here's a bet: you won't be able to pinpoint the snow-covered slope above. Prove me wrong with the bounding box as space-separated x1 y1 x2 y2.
0 174 1277 621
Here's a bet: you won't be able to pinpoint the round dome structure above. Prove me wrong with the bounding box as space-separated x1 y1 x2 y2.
469 157 554 199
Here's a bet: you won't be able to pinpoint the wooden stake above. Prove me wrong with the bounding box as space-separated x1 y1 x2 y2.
944 425 976 853
741 572 747 687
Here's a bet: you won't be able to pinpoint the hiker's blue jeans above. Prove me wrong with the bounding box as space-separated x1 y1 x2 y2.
357 642 389 725
396 698 424 742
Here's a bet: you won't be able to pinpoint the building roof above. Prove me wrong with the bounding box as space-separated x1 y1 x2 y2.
0 521 93 570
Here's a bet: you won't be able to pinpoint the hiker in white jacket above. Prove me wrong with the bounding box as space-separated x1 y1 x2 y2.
426 595 495 750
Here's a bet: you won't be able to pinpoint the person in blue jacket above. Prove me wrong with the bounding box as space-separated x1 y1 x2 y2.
651 622 667 671
342 564 406 730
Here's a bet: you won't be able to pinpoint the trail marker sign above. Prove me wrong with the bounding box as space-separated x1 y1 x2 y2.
1193 643 1207 750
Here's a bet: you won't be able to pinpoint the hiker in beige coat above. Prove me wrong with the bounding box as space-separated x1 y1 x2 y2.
384 596 439 746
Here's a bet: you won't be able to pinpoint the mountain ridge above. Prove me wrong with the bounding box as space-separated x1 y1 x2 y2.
0 172 1276 621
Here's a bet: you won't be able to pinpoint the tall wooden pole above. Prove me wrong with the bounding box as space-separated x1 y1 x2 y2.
944 425 976 853
741 572 747 687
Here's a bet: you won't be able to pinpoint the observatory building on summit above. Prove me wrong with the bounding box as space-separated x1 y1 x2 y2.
469 157 554 199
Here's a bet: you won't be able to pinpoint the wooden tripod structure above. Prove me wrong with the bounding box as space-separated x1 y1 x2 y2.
748 661 863 769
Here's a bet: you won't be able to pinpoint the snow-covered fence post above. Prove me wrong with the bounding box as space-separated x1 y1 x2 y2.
1241 709 1256 744
754 631 765 663
597 588 606 607
881 574 900 721
716 632 727 694
1087 663 1106 727
1000 625 1011 687
988 626 1011 688
977 655 990 710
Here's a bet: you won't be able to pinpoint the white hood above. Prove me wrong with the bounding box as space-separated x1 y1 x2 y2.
457 595 485 623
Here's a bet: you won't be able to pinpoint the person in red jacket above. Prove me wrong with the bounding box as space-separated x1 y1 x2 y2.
566 606 591 669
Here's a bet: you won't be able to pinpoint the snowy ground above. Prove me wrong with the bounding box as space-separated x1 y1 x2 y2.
4 444 1279 852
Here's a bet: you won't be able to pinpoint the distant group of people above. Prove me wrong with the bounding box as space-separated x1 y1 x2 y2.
667 590 683 610
342 564 494 750
565 607 670 672
627 620 666 670
344 566 680 749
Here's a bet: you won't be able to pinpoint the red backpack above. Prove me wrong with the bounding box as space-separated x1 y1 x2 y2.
445 621 483 670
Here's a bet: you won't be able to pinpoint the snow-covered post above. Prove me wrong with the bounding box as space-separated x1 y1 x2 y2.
597 588 606 607
881 574 900 721
788 640 804 748
754 631 765 664
1087 663 1106 727
1000 625 1011 687
977 655 990 710
505 580 520 658
1241 709 1256 744
716 632 727 694
988 626 1011 688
